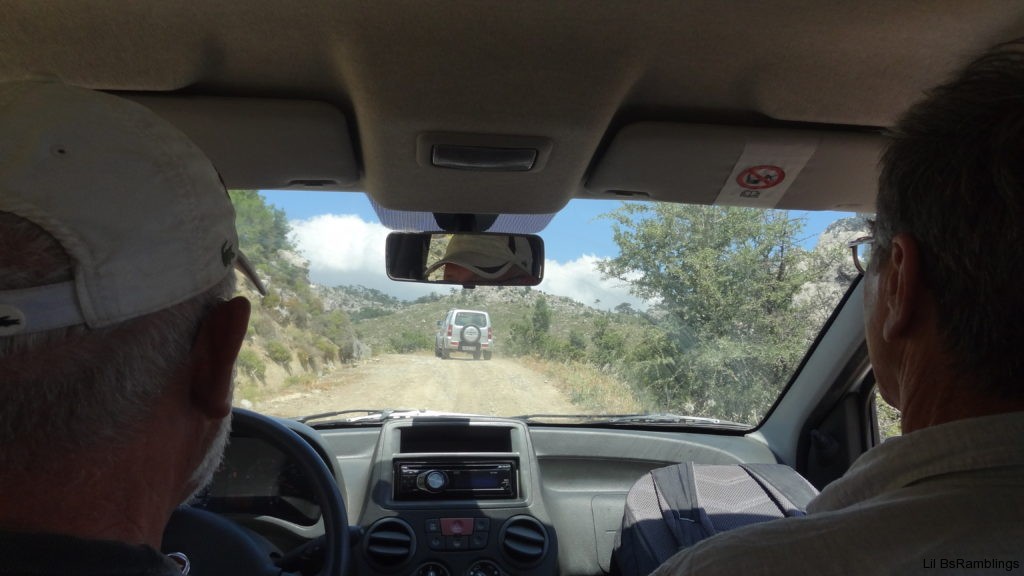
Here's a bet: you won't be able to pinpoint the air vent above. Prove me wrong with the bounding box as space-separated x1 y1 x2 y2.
499 516 549 565
365 518 415 567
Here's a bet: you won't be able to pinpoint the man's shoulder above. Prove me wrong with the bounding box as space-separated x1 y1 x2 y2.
653 477 1024 576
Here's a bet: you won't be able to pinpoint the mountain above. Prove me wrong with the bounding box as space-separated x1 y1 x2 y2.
345 284 654 360
227 190 637 409
228 191 873 424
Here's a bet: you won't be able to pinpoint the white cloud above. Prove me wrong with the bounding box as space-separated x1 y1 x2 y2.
539 254 649 311
289 215 649 310
288 214 440 301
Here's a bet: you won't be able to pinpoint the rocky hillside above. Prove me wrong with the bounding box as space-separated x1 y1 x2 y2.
229 191 364 405
229 190 875 423
314 284 403 318
793 216 870 326
227 191 638 407
346 285 648 356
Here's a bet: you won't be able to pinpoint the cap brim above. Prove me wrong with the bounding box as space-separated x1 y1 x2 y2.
425 258 516 280
234 250 267 296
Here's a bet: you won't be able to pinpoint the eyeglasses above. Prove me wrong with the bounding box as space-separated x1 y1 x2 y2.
847 235 874 275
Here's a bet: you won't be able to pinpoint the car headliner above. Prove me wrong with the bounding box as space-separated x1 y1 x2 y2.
3 1 1023 216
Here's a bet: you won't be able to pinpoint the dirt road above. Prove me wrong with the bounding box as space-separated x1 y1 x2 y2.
254 352 578 418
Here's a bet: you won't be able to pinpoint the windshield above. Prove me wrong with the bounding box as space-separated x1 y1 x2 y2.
230 191 866 428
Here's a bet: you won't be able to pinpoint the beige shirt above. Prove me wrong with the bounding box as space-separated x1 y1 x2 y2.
652 411 1024 575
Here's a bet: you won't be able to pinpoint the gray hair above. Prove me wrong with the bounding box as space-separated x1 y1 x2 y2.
0 212 236 468
877 40 1024 396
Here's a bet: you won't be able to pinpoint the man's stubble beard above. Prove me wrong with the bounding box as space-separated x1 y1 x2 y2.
184 413 232 505
184 372 236 504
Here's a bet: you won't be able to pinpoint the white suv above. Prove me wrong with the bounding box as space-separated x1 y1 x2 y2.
435 309 493 360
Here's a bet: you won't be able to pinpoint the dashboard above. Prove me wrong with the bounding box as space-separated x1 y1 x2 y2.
196 415 780 576
196 436 322 526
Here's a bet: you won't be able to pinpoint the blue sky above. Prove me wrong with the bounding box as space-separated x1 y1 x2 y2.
259 190 853 308
260 190 623 261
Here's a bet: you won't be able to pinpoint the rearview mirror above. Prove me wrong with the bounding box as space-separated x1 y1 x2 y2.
386 232 544 287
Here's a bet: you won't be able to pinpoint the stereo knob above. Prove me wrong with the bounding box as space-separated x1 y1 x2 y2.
417 470 448 493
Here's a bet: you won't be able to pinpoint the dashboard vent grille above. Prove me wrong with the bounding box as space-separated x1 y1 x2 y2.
499 515 548 565
365 518 415 566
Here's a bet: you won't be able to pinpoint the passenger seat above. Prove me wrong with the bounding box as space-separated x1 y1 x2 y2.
612 462 818 576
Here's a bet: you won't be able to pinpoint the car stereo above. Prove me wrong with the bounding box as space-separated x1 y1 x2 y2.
394 459 517 500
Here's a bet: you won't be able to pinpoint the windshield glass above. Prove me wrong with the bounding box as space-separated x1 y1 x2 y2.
229 191 867 428
454 312 487 327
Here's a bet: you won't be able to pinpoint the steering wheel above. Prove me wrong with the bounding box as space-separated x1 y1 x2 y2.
162 408 349 576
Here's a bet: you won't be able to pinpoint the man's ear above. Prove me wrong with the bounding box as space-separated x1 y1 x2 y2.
188 296 251 419
880 233 924 342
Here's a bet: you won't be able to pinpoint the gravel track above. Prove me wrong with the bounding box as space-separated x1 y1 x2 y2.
255 352 577 418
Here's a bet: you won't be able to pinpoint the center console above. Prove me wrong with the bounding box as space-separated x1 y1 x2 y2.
356 418 557 576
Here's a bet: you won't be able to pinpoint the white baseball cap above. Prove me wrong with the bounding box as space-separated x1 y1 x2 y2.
0 81 265 337
424 234 534 280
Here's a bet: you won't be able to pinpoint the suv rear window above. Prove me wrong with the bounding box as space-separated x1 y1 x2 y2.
455 312 487 327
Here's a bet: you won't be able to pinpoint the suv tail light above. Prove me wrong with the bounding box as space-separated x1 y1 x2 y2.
488 327 493 340
447 325 453 337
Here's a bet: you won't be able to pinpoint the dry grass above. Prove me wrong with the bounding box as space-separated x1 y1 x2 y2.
517 356 644 414
236 368 324 405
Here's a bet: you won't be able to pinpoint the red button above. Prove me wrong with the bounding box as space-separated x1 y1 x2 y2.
441 518 474 536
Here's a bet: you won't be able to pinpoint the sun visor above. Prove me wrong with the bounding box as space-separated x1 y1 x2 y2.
127 95 359 191
585 122 883 212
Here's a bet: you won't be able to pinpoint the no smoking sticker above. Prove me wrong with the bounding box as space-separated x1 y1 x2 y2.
715 140 818 208
737 165 785 189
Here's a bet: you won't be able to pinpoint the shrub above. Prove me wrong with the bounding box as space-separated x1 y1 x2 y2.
250 311 278 338
351 307 393 321
236 347 266 383
568 329 587 352
296 343 319 372
315 337 338 363
261 290 282 310
388 330 431 353
266 341 292 366
337 337 357 362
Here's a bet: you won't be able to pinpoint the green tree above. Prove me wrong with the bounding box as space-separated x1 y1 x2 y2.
599 204 823 422
505 319 532 356
532 296 551 333
229 190 313 299
229 190 293 267
590 315 626 363
504 296 555 357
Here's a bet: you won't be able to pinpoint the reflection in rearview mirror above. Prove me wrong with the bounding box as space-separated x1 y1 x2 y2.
386 232 544 287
